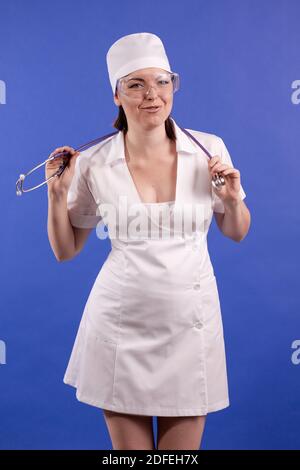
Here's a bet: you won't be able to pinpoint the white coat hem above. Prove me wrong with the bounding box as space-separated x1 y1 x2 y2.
63 375 230 417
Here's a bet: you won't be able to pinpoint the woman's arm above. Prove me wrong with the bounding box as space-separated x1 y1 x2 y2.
46 145 94 261
47 189 77 261
47 189 93 261
214 199 251 242
209 152 251 242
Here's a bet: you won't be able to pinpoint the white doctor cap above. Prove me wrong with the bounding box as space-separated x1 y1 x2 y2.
106 32 173 95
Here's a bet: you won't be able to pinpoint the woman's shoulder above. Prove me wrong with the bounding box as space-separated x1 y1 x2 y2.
77 131 120 168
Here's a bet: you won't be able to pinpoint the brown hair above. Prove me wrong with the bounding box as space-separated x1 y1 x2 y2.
112 105 177 141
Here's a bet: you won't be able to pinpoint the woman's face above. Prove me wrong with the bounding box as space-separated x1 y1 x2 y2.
114 67 173 131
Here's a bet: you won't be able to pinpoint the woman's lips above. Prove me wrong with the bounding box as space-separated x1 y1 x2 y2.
141 106 161 113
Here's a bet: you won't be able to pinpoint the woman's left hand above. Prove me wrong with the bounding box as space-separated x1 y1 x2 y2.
208 155 242 205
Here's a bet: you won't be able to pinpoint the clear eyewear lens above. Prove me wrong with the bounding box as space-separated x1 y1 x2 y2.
117 72 180 97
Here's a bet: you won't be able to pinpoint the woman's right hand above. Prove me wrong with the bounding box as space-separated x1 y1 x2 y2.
45 146 80 195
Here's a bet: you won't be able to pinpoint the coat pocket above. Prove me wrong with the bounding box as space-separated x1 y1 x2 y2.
85 279 123 344
76 318 118 405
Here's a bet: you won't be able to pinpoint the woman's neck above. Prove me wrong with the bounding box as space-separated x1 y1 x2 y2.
124 124 172 160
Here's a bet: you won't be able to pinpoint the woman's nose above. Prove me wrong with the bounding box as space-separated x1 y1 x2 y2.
145 85 158 97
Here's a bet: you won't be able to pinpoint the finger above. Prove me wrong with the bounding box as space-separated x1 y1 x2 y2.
50 146 76 158
49 150 65 160
222 168 240 177
208 155 221 167
66 151 80 168
62 146 77 155
68 150 80 160
209 160 222 172
210 163 230 174
58 146 75 152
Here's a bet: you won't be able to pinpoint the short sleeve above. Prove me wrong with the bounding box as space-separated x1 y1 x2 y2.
67 155 102 228
212 137 246 213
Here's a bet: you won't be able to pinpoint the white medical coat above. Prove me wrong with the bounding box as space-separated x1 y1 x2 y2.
63 117 246 416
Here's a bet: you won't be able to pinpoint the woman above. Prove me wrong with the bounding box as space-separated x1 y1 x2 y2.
46 32 251 450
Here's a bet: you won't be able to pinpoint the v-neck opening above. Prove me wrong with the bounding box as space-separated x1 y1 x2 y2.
122 131 179 206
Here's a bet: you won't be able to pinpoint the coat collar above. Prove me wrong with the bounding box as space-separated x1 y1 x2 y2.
103 117 197 165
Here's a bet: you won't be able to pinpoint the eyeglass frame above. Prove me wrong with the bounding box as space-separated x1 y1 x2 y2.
115 71 180 97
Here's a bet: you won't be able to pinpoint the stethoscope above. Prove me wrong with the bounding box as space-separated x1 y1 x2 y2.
15 132 118 195
15 126 225 196
179 126 225 190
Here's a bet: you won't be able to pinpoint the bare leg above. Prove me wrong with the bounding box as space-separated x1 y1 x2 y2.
157 415 206 450
102 409 156 450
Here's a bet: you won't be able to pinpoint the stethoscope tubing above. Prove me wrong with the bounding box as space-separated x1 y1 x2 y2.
16 127 225 195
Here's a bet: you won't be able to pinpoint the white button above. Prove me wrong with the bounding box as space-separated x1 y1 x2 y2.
194 321 203 329
193 283 201 290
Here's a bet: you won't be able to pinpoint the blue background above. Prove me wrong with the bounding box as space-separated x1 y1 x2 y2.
1 0 299 450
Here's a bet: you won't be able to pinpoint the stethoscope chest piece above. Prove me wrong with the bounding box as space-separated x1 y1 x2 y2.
211 173 226 190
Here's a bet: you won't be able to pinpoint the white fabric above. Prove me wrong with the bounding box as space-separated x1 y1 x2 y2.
106 32 173 95
64 117 246 416
67 156 103 228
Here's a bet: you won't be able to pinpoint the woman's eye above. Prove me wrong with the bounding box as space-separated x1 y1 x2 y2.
128 80 170 89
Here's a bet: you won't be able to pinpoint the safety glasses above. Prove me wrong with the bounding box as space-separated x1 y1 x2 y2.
116 72 180 98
